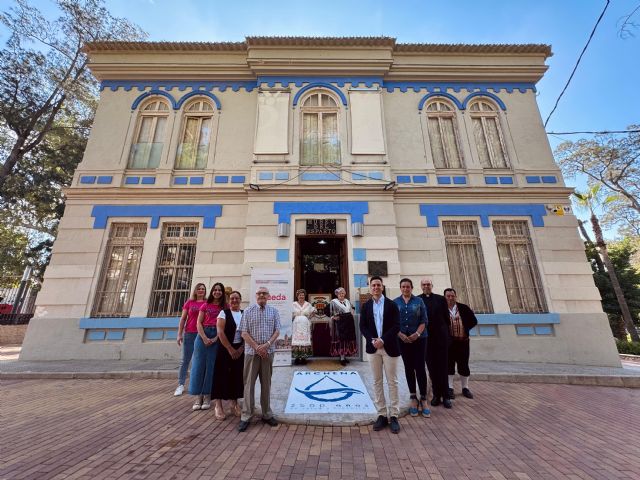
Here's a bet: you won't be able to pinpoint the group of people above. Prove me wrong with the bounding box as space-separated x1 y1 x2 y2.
174 275 478 434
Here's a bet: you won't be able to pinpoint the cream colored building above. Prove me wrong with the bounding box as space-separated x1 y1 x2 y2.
21 37 620 366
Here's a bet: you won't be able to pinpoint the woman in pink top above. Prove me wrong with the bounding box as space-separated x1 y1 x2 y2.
174 283 207 396
189 282 226 411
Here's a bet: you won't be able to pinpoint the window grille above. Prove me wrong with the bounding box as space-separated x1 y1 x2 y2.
493 221 547 313
443 221 493 313
301 92 340 166
92 223 147 318
148 223 198 317
128 99 169 169
469 101 509 169
425 100 463 168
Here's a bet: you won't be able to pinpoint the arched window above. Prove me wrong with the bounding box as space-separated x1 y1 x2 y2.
128 99 169 169
175 99 214 170
469 100 509 169
425 100 463 168
301 91 340 166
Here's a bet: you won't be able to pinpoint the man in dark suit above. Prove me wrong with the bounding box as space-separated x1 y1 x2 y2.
418 278 452 409
444 288 478 400
359 276 401 433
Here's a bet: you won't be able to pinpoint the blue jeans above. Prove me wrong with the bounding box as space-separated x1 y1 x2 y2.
188 327 218 396
178 332 197 385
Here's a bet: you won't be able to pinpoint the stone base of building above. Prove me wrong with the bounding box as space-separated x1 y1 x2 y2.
20 313 621 367
0 325 29 345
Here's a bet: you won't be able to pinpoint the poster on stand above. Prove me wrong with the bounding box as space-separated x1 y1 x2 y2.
250 267 294 366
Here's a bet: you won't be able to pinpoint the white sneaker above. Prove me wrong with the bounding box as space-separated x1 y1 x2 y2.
192 396 203 411
174 385 185 396
201 395 211 410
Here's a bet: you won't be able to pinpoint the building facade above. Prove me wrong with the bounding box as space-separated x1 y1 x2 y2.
20 37 620 366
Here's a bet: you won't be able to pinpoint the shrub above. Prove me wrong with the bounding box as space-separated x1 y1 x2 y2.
616 340 640 355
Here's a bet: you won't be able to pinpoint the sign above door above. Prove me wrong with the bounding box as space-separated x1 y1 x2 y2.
306 219 336 235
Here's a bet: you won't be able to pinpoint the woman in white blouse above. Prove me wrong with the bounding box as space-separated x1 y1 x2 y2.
329 287 358 366
291 289 314 364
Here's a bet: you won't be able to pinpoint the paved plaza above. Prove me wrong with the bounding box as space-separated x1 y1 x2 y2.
1 377 640 480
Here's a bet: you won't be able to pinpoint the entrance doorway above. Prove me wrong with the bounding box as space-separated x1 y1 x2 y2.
295 235 348 357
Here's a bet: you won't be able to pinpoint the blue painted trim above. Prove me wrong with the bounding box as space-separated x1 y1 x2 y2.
174 176 188 185
541 176 557 184
419 204 547 227
175 90 222 110
144 329 165 341
437 176 451 185
214 176 229 184
499 176 514 184
131 90 178 110
485 176 498 185
516 325 535 335
526 176 541 184
86 330 106 341
275 172 289 181
141 177 156 185
418 92 464 111
125 176 140 185
276 249 289 263
91 204 222 229
412 175 427 183
165 329 178 340
354 274 369 288
461 91 507 111
396 175 411 184
368 171 383 180
80 317 180 329
97 176 113 184
351 172 367 180
258 76 383 88
102 80 257 93
190 176 204 185
453 176 467 185
259 172 274 181
478 325 497 336
292 83 348 107
384 81 535 94
353 248 367 262
476 313 559 325
534 325 554 335
80 176 96 184
301 172 340 181
231 175 246 183
106 330 125 341
274 201 369 224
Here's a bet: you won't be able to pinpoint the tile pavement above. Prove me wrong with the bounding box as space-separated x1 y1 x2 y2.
1 378 639 479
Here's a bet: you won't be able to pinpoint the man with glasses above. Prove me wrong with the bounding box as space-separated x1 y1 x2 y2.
237 287 281 432
419 278 452 409
359 276 402 433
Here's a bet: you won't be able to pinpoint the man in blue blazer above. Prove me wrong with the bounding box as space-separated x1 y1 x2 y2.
359 276 402 433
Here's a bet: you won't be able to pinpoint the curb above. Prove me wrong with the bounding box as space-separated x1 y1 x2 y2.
2 370 639 388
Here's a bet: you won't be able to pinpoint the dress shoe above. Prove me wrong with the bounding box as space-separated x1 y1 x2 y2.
430 397 441 407
443 398 453 409
293 358 300 365
237 420 249 432
262 416 278 426
447 388 455 400
340 359 347 366
389 416 401 434
462 388 474 399
372 415 388 431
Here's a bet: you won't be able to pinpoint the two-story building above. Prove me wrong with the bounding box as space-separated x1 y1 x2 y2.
20 37 620 366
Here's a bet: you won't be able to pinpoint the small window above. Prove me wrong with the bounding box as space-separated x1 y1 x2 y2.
425 100 463 168
128 100 169 169
301 91 340 166
469 100 509 169
175 100 214 169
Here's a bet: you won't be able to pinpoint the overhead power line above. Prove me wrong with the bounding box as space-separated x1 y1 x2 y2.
546 129 640 135
543 0 611 128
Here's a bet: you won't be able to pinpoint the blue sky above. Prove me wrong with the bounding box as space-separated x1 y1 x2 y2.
2 0 639 236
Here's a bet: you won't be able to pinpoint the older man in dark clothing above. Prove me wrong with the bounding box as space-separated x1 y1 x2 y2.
418 278 452 409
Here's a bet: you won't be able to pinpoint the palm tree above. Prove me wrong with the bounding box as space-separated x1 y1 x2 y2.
574 185 640 342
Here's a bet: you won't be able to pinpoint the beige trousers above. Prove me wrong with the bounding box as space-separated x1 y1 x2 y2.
368 348 400 417
241 353 274 421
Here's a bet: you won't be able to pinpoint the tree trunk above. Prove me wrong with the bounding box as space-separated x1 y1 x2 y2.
591 213 640 342
0 135 28 191
578 220 605 273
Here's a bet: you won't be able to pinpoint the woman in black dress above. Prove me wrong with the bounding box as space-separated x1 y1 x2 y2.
211 290 244 420
329 287 358 365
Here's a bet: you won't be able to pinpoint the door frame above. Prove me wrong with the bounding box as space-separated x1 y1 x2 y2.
294 234 349 298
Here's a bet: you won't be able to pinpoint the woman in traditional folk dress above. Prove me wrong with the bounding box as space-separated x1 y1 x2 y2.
291 289 313 364
329 287 358 366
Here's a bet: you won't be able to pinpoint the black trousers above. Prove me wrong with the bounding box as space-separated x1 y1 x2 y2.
448 338 470 377
400 337 428 397
426 335 449 399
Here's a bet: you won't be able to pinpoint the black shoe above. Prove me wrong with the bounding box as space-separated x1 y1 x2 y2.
262 416 278 427
462 388 474 399
443 398 453 409
237 420 249 432
372 415 388 431
430 397 441 407
300 358 307 365
447 388 455 400
390 417 400 434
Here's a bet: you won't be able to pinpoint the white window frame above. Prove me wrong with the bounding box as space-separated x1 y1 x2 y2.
425 99 465 169
468 100 510 169
174 99 215 170
300 90 342 166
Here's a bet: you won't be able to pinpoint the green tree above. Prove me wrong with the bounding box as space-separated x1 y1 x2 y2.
0 223 28 287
